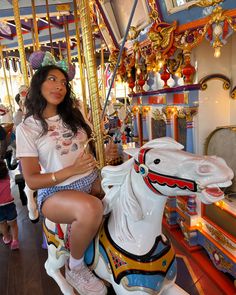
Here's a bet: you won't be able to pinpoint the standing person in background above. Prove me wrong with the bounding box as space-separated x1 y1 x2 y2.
13 93 23 127
16 64 117 295
13 85 28 127
0 159 19 250
12 87 29 206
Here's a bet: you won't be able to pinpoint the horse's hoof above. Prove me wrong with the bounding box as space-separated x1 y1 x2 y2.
30 216 39 223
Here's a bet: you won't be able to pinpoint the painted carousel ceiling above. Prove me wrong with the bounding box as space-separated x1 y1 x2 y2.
0 0 236 62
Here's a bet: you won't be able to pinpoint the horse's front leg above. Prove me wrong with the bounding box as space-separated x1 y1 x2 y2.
45 245 75 295
24 184 39 222
162 283 189 295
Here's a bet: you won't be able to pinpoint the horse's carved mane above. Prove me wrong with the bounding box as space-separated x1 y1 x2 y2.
102 158 143 242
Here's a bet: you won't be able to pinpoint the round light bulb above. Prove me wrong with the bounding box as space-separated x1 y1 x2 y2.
214 47 221 58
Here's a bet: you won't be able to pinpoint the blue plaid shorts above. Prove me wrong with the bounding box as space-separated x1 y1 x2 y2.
37 169 99 213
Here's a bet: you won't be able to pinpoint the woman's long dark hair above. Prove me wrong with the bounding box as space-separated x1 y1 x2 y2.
24 65 92 141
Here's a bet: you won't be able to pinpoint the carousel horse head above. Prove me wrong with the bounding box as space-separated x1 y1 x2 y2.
43 137 233 295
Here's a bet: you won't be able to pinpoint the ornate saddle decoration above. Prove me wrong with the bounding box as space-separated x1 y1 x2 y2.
85 218 177 293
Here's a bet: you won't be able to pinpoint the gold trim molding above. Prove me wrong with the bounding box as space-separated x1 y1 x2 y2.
206 224 236 250
231 86 236 99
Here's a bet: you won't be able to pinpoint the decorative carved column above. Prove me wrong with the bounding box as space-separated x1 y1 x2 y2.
142 106 150 141
187 195 197 215
162 106 176 138
132 106 139 139
137 107 143 147
183 107 198 153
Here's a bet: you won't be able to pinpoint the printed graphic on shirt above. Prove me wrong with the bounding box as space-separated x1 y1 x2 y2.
48 122 86 156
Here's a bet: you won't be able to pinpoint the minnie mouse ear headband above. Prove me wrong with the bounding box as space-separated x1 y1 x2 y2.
28 50 76 81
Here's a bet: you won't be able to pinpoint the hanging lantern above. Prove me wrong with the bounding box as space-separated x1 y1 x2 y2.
11 58 17 72
17 60 22 73
4 58 10 71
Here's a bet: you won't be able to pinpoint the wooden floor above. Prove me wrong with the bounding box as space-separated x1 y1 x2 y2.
0 169 234 295
0 169 115 295
0 179 62 295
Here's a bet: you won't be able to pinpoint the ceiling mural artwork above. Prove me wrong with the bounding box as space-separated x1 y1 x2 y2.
0 0 235 87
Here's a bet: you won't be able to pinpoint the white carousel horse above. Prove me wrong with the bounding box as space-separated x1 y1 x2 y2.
42 137 233 295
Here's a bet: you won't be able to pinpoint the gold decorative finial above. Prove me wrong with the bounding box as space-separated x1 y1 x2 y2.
148 0 161 22
189 0 223 8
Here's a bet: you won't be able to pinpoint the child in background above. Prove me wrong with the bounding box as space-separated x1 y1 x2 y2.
0 159 19 250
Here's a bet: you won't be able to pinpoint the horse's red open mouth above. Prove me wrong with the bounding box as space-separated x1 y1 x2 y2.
205 187 223 197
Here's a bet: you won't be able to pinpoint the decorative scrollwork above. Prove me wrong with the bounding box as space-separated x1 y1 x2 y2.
206 224 236 250
231 86 236 99
199 74 231 91
189 0 224 9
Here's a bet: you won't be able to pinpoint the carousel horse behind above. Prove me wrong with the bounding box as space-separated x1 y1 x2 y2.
42 137 233 295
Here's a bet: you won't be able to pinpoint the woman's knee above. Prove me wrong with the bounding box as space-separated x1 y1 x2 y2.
75 196 103 224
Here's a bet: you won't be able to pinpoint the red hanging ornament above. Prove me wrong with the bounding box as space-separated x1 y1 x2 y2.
182 53 195 84
160 64 170 88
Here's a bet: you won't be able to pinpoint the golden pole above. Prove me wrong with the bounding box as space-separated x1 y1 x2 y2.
63 15 71 62
73 0 87 117
77 0 105 168
6 54 15 111
31 0 40 50
45 0 54 55
12 0 29 86
31 20 35 51
100 44 106 104
0 47 12 111
58 41 63 60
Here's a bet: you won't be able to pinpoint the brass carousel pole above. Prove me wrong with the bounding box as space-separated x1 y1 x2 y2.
58 41 63 60
63 15 71 63
12 1 29 87
5 53 15 111
45 0 54 55
0 46 12 110
100 43 106 104
73 0 87 117
31 0 40 50
77 0 105 168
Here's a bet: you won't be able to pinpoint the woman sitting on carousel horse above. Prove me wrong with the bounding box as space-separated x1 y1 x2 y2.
16 63 118 295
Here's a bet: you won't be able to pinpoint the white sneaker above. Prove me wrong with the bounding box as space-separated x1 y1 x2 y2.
65 262 107 295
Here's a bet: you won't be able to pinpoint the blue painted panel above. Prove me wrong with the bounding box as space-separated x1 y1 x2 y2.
159 0 236 26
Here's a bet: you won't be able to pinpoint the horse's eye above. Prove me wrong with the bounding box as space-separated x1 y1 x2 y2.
154 159 160 164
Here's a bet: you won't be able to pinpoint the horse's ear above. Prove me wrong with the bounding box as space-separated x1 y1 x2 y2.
124 148 140 157
124 137 184 158
143 137 184 150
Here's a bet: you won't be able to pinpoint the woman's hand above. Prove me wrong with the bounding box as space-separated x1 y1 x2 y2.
105 141 119 164
72 151 97 174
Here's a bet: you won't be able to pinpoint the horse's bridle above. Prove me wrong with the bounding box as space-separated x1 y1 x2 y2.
134 148 197 194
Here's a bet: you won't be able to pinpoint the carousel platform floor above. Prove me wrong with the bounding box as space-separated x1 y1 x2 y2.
0 169 235 295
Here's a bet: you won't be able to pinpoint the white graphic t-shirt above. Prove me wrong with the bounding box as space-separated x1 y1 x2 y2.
16 115 93 186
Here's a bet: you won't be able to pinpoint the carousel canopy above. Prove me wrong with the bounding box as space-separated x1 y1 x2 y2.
0 1 236 56
0 1 236 67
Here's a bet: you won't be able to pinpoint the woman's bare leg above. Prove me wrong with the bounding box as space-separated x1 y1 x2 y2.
42 190 103 259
